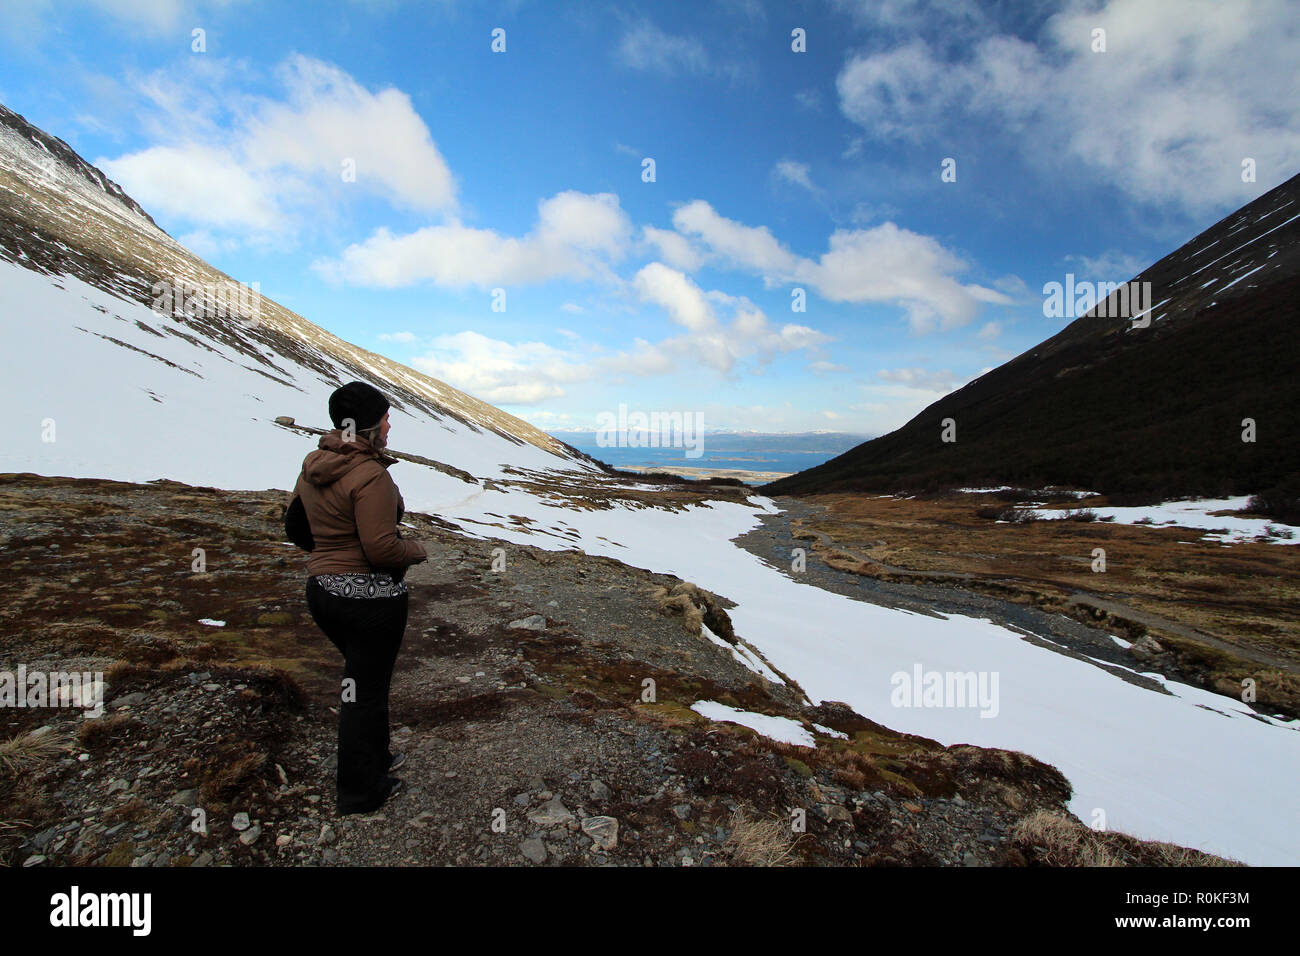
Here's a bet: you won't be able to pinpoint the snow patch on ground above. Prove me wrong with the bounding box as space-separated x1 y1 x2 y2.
700 623 784 684
690 701 815 747
1026 497 1298 545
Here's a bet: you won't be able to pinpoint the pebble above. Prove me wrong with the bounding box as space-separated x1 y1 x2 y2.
821 804 853 824
239 825 262 846
232 812 251 832
519 837 547 863
527 797 575 827
507 615 547 631
582 816 619 851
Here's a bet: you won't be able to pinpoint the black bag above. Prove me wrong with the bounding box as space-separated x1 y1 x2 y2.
285 495 315 551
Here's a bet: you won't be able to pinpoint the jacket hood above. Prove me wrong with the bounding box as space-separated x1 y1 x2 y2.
301 430 396 486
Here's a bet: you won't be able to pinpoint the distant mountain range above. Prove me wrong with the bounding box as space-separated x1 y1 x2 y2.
554 431 871 455
765 171 1300 500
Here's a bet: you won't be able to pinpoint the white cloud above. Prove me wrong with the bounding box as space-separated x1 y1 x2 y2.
673 201 799 277
614 18 746 83
774 159 816 193
837 41 954 143
977 321 1002 340
177 228 242 257
1065 250 1150 281
832 0 983 29
411 266 832 403
810 224 1009 331
633 263 716 333
313 191 631 288
378 331 417 343
535 189 630 256
835 0 1300 213
991 274 1032 301
96 54 455 238
74 0 253 35
641 225 704 272
243 54 456 214
100 144 283 231
630 264 831 374
671 200 1010 332
615 20 711 76
877 367 968 392
411 331 577 405
85 0 187 32
794 89 822 111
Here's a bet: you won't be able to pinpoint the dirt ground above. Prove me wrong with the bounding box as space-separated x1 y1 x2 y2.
0 473 1244 867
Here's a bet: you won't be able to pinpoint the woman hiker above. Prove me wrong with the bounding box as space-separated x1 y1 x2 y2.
291 381 428 815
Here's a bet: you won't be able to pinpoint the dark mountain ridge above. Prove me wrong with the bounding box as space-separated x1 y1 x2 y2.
765 172 1300 500
0 104 161 230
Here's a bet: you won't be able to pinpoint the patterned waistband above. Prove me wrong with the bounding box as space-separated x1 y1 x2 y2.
310 572 409 599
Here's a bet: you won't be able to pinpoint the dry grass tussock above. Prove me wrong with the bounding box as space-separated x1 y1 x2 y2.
1011 809 1242 866
0 728 72 778
723 805 801 866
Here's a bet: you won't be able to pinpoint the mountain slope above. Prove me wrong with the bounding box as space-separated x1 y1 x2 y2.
0 103 598 489
765 172 1300 498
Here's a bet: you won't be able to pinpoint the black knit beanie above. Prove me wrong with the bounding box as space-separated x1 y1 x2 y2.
328 381 390 431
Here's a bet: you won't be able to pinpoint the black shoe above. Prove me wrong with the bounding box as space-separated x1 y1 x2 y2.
389 751 406 772
337 776 403 816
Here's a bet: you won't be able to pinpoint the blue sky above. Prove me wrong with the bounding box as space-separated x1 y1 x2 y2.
1 0 1295 435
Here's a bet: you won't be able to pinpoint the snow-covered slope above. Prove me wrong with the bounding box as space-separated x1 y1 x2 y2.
0 103 596 485
0 260 601 489
2 104 1297 867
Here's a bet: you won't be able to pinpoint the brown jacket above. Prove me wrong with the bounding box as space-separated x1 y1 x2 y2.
292 430 428 577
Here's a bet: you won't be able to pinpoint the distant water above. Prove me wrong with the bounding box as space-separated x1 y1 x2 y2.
555 432 865 485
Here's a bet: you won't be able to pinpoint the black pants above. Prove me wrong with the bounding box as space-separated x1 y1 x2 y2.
305 578 408 812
